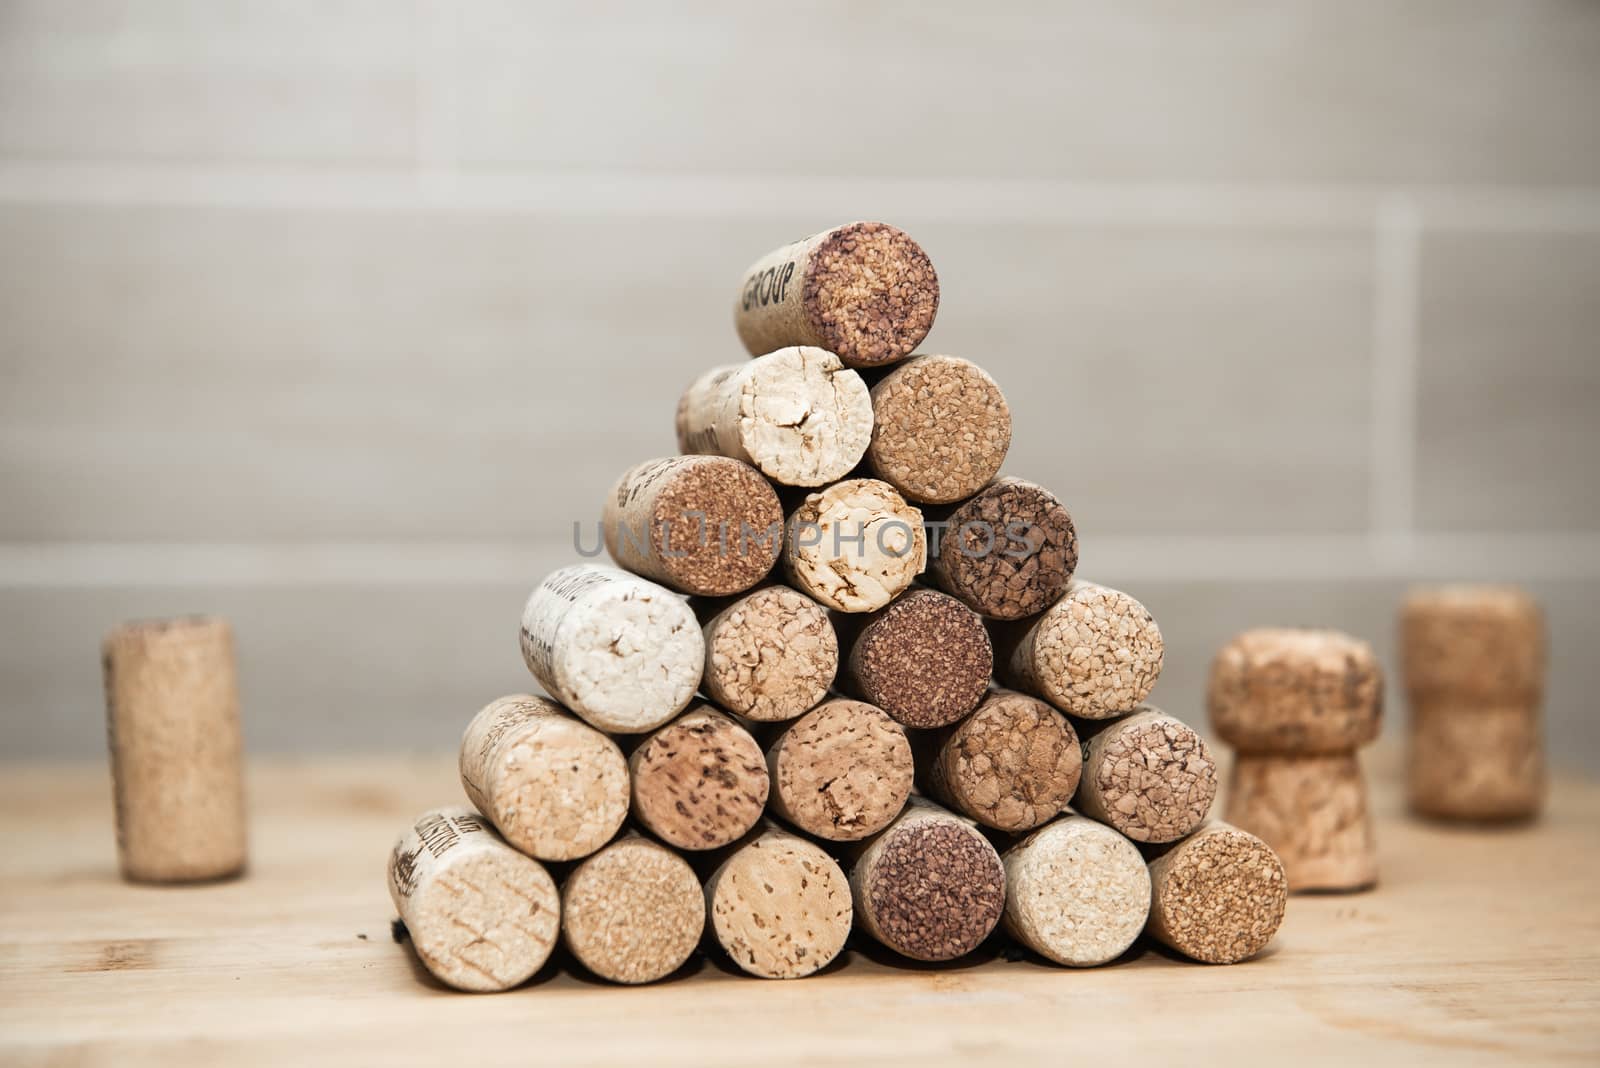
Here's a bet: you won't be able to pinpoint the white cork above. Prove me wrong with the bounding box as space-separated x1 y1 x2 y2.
387 806 560 992
1001 813 1150 967
782 478 926 613
703 824 854 979
519 564 703 733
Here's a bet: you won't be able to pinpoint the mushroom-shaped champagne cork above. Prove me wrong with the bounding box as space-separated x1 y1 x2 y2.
865 355 1011 504
626 704 770 850
734 221 939 369
696 585 837 723
920 690 1082 833
561 833 704 985
838 587 992 729
1073 706 1217 844
927 477 1078 620
1208 628 1383 891
783 478 926 613
1144 822 1287 965
762 698 914 842
1001 814 1150 967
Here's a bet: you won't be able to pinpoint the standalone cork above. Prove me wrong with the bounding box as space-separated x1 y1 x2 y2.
562 833 704 984
927 477 1077 620
782 478 926 613
102 616 247 883
733 221 939 369
1408 703 1545 821
676 347 874 487
1401 585 1545 703
519 564 703 733
627 704 769 850
921 690 1081 832
993 580 1164 720
702 824 853 979
845 798 1007 962
840 587 992 729
459 694 630 862
1074 707 1217 844
764 698 914 842
603 455 783 597
1226 752 1378 891
1001 814 1150 967
864 355 1011 504
697 585 837 722
387 806 560 992
1145 822 1287 965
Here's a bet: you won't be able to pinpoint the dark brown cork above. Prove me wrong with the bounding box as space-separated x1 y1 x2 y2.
927 477 1078 620
764 698 914 842
1401 585 1545 704
1145 822 1287 965
841 588 992 729
1074 707 1217 844
627 704 770 851
1208 627 1384 754
865 355 1011 504
921 690 1081 832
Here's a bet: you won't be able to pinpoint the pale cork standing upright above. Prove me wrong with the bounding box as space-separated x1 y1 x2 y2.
920 689 1082 832
102 616 247 883
1073 706 1217 844
782 477 926 613
562 833 704 985
865 355 1011 504
1144 821 1288 965
626 704 770 850
927 476 1078 620
1001 814 1151 967
696 585 838 722
839 587 992 729
762 698 914 842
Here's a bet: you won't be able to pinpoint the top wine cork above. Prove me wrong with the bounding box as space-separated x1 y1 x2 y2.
697 585 838 722
676 347 874 487
604 455 783 597
1208 628 1384 754
1074 707 1217 844
733 221 939 369
993 580 1164 720
1144 821 1288 965
764 698 914 841
627 704 770 850
865 355 1011 504
928 477 1078 620
520 564 703 733
1401 585 1545 703
783 477 926 613
840 587 992 729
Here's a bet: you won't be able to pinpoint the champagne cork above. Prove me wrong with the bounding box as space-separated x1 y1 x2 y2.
1401 585 1545 703
459 694 629 862
1073 707 1217 844
1145 822 1287 965
676 347 874 487
626 704 770 850
864 355 1011 504
733 220 939 369
386 806 560 992
702 824 853 979
782 477 926 613
927 477 1078 620
1408 702 1545 821
993 580 1164 720
603 456 783 597
839 587 992 729
845 798 1007 962
921 690 1081 832
1226 752 1378 891
101 616 247 883
764 698 914 842
697 585 837 722
519 564 703 733
561 833 704 984
1001 814 1150 967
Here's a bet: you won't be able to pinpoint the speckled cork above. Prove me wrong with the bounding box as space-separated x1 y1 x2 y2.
864 355 1011 504
782 477 926 613
604 455 783 597
1001 814 1150 967
840 587 992 729
764 698 914 842
993 580 1164 720
697 585 837 722
387 806 560 992
459 694 630 862
734 221 939 369
627 704 770 850
1225 753 1377 891
1408 702 1545 821
1208 627 1384 753
921 690 1081 832
927 477 1078 621
1074 707 1217 844
561 833 704 984
1144 821 1287 965
1401 585 1545 703
702 824 853 979
677 347 874 488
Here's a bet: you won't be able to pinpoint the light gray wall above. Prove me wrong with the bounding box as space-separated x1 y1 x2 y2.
2 1 1597 765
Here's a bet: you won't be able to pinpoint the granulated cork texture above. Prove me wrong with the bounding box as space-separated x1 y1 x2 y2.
846 588 991 729
562 835 704 984
783 478 926 613
1408 702 1545 821
1146 823 1287 965
766 699 914 841
929 477 1077 620
1401 585 1545 703
629 705 770 850
1208 628 1383 754
997 580 1163 720
865 355 1011 504
923 690 1081 832
1075 707 1216 844
1225 752 1377 891
701 586 837 722
1002 815 1150 967
704 828 853 979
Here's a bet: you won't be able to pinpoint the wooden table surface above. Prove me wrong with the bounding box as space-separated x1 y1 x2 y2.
2 750 1597 1067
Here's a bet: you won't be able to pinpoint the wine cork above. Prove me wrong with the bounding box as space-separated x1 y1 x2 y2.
1001 814 1151 967
927 477 1078 620
1208 628 1384 753
603 455 783 597
733 220 939 369
386 806 560 992
782 478 926 613
676 347 874 487
1074 707 1217 844
1145 822 1287 965
1224 753 1377 891
845 798 1007 962
993 580 1164 720
1408 702 1545 821
840 587 991 729
921 690 1081 832
561 833 703 984
627 704 769 850
764 698 914 841
459 694 629 862
1401 585 1545 703
101 616 247 883
698 585 837 722
519 564 703 733
702 824 853 979
864 355 1011 504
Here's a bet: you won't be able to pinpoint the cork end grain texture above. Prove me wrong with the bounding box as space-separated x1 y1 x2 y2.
702 586 837 722
865 355 1011 504
1225 752 1377 892
1003 816 1151 967
926 691 1081 832
1079 708 1217 844
630 706 770 850
562 837 704 985
931 477 1078 620
768 699 914 841
1208 627 1383 754
858 816 1006 962
1147 823 1287 965
636 457 784 596
1401 584 1545 702
1001 580 1164 720
783 478 926 613
1408 703 1546 821
801 222 939 368
706 831 853 979
848 588 992 729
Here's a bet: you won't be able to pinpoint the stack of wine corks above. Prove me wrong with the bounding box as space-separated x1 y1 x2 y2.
386 220 1289 992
